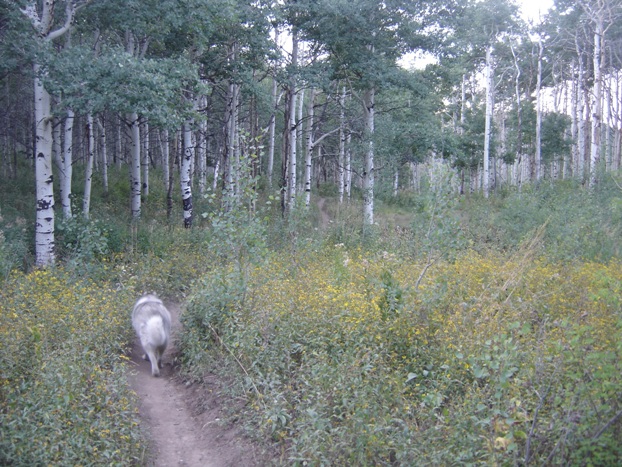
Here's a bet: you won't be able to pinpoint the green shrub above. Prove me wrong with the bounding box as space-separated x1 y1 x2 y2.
0 268 145 465
179 241 622 465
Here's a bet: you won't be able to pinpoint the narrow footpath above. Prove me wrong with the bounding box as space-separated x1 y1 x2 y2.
128 302 265 466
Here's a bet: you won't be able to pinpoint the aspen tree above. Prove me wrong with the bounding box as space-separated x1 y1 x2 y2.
22 0 77 266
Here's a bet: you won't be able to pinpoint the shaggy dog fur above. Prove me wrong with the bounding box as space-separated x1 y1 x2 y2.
132 294 171 377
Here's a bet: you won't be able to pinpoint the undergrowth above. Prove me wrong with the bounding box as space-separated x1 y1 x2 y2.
0 268 144 465
180 241 622 465
3 155 622 464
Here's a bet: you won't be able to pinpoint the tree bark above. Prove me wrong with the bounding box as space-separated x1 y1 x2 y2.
83 113 95 219
535 38 543 182
33 63 56 266
338 86 346 204
181 120 194 228
483 46 494 197
267 78 277 188
287 28 299 211
362 87 375 225
142 120 150 196
197 95 208 196
589 22 603 187
304 89 317 207
97 115 109 196
58 109 74 218
128 112 141 219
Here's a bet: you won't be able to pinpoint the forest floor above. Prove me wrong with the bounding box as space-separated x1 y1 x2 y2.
128 302 269 467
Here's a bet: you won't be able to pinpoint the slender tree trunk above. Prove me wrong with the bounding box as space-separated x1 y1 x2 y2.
161 129 170 193
198 95 207 196
393 168 399 197
83 113 95 219
570 59 579 178
33 64 56 265
267 78 277 188
589 23 603 187
338 86 346 204
297 87 305 187
224 81 240 204
57 109 74 218
535 38 543 182
510 44 523 182
304 89 317 207
116 114 123 169
345 133 352 200
25 0 75 266
483 46 494 197
287 28 299 210
362 87 375 225
128 112 141 219
212 148 220 192
142 120 149 196
97 115 109 195
181 120 194 228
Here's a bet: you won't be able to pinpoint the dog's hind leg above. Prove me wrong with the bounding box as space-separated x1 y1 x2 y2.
146 348 160 377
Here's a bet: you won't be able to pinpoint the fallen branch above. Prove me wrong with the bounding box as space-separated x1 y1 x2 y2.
208 323 265 407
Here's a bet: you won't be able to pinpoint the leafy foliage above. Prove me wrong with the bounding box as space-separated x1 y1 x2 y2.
0 269 144 465
179 240 622 465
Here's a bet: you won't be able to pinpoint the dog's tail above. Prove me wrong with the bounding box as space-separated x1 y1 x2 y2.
142 315 168 377
144 315 168 347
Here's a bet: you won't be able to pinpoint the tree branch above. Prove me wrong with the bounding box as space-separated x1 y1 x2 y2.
46 1 74 41
592 409 622 441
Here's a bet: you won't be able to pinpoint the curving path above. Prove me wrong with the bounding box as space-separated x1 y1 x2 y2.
128 302 264 466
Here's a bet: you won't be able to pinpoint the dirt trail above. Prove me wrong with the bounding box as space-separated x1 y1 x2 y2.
128 301 264 467
317 197 331 228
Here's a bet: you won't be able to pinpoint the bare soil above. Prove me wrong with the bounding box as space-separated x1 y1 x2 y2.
128 301 268 467
317 197 331 228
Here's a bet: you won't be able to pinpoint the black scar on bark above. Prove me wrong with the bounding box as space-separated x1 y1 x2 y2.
183 197 193 228
37 199 53 211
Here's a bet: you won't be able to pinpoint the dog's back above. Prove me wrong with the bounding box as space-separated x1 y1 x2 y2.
132 294 171 377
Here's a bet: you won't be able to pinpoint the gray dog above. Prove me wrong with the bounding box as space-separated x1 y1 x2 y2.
132 294 171 377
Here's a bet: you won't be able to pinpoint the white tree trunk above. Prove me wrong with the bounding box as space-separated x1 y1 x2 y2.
225 82 240 202
267 78 277 188
160 129 170 193
142 120 150 196
297 87 305 177
198 95 208 195
128 112 141 219
304 89 317 207
483 46 494 197
181 120 194 227
535 38 543 182
97 115 109 195
589 24 603 187
56 109 74 218
393 168 399 197
83 113 95 219
345 133 352 200
33 64 56 266
362 87 375 225
116 114 123 169
212 154 220 192
570 59 579 178
338 87 346 204
287 28 299 210
26 0 75 266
